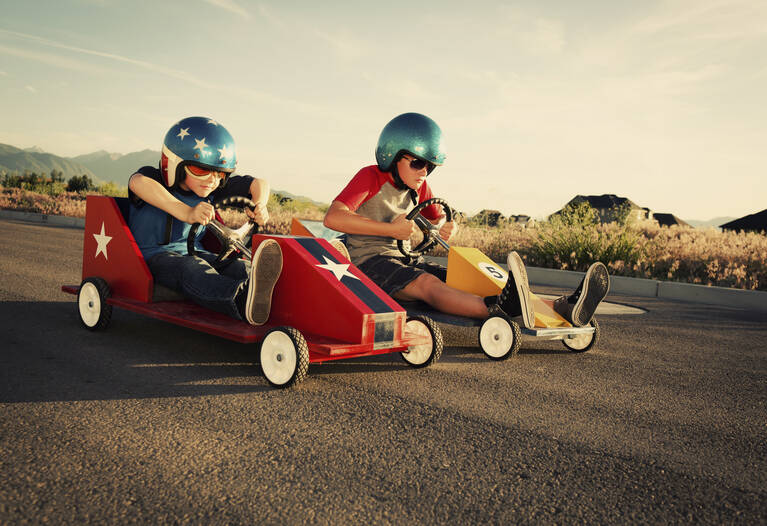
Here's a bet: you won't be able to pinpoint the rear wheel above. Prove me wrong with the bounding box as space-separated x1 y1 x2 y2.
401 316 443 368
260 327 309 387
78 277 112 331
479 315 521 360
562 318 600 352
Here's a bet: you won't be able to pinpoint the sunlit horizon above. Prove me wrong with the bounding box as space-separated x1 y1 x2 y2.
2 0 766 220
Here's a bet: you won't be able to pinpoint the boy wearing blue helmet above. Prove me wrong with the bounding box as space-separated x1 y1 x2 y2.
324 112 609 327
128 116 281 325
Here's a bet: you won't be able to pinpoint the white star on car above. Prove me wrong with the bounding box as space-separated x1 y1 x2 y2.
93 222 112 260
177 127 190 140
316 256 359 282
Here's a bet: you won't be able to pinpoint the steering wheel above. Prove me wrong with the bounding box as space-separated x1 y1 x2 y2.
187 196 259 262
397 197 454 258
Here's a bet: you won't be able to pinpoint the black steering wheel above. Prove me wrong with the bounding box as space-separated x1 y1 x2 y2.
397 197 454 258
187 196 259 262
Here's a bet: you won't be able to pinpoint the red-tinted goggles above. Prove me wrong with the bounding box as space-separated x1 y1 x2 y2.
185 164 229 180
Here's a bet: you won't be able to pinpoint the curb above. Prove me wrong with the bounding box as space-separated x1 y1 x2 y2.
428 256 767 312
0 209 85 228
4 210 765 312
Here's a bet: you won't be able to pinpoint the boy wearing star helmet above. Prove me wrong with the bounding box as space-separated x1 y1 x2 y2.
128 116 281 325
324 112 609 327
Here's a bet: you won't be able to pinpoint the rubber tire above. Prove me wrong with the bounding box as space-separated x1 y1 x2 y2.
77 277 112 331
562 318 600 353
400 315 443 368
478 315 521 361
260 327 309 388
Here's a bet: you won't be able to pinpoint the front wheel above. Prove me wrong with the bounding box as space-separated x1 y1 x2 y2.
78 277 112 331
562 318 600 352
260 327 310 388
478 315 521 360
401 316 443 368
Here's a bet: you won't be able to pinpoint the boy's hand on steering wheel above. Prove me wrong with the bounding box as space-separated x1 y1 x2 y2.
188 201 215 225
439 220 456 241
246 201 269 226
391 213 417 241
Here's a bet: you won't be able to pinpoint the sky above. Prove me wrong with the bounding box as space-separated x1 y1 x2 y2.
1 0 765 220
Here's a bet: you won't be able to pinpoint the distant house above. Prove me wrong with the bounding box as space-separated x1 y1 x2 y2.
508 214 534 227
555 194 651 224
720 209 767 234
652 213 690 228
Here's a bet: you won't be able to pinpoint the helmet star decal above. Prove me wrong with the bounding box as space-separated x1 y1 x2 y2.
218 144 232 161
177 127 190 140
93 222 112 260
193 137 209 153
316 256 359 282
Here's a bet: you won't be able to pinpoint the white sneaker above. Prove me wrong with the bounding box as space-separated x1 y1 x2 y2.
245 239 283 326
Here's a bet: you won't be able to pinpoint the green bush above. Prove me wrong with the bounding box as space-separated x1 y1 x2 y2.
527 202 644 271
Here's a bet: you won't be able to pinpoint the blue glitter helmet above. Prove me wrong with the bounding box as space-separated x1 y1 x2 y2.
375 112 446 172
160 116 237 187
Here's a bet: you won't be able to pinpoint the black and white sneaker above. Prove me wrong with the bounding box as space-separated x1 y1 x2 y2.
553 262 609 326
245 239 283 326
496 251 535 329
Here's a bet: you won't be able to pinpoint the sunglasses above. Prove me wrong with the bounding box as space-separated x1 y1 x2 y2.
185 164 229 181
402 156 436 173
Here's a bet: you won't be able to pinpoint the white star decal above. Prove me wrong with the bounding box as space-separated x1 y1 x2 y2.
316 256 359 282
192 137 208 153
218 144 232 161
177 127 190 140
208 119 219 126
93 222 112 260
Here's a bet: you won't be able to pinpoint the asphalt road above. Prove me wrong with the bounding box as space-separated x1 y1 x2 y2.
1 218 765 524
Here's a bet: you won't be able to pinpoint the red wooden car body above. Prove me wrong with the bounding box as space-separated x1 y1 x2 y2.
62 196 439 385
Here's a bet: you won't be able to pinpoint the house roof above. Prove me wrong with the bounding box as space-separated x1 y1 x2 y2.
653 213 690 228
567 194 640 209
720 209 767 232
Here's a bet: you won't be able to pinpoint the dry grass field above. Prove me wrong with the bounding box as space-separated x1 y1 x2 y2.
3 185 765 291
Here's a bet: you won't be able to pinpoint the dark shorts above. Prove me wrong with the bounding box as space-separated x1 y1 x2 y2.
357 255 447 297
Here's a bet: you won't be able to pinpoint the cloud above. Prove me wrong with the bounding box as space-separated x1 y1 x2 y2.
314 30 368 60
25 85 37 93
203 0 250 19
0 43 108 74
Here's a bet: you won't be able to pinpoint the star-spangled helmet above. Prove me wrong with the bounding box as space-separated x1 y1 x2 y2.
160 116 237 187
375 112 446 172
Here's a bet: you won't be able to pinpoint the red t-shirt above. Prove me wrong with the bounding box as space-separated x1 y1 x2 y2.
334 165 442 221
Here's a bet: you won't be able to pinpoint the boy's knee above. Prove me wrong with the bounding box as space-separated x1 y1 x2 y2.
406 272 444 298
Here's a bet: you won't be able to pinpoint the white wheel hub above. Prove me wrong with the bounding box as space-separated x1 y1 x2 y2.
261 330 298 385
78 282 102 328
564 331 593 351
479 317 514 358
403 319 433 365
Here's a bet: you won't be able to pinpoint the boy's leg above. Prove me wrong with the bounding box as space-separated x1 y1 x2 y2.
147 251 244 319
552 262 610 326
243 239 283 325
358 255 488 318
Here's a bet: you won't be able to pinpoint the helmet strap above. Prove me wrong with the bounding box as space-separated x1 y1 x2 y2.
390 164 418 205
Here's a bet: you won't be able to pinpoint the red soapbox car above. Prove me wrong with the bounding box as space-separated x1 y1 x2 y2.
62 195 442 388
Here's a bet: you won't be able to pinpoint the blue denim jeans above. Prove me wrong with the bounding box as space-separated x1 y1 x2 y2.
146 250 250 320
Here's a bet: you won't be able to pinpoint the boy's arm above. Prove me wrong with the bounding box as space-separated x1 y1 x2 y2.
247 177 270 225
128 173 214 225
324 200 415 241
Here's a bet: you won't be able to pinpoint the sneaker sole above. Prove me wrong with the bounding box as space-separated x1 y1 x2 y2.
507 252 535 329
571 262 609 326
246 240 283 326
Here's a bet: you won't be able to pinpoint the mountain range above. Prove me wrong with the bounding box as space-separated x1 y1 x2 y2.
0 142 740 226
